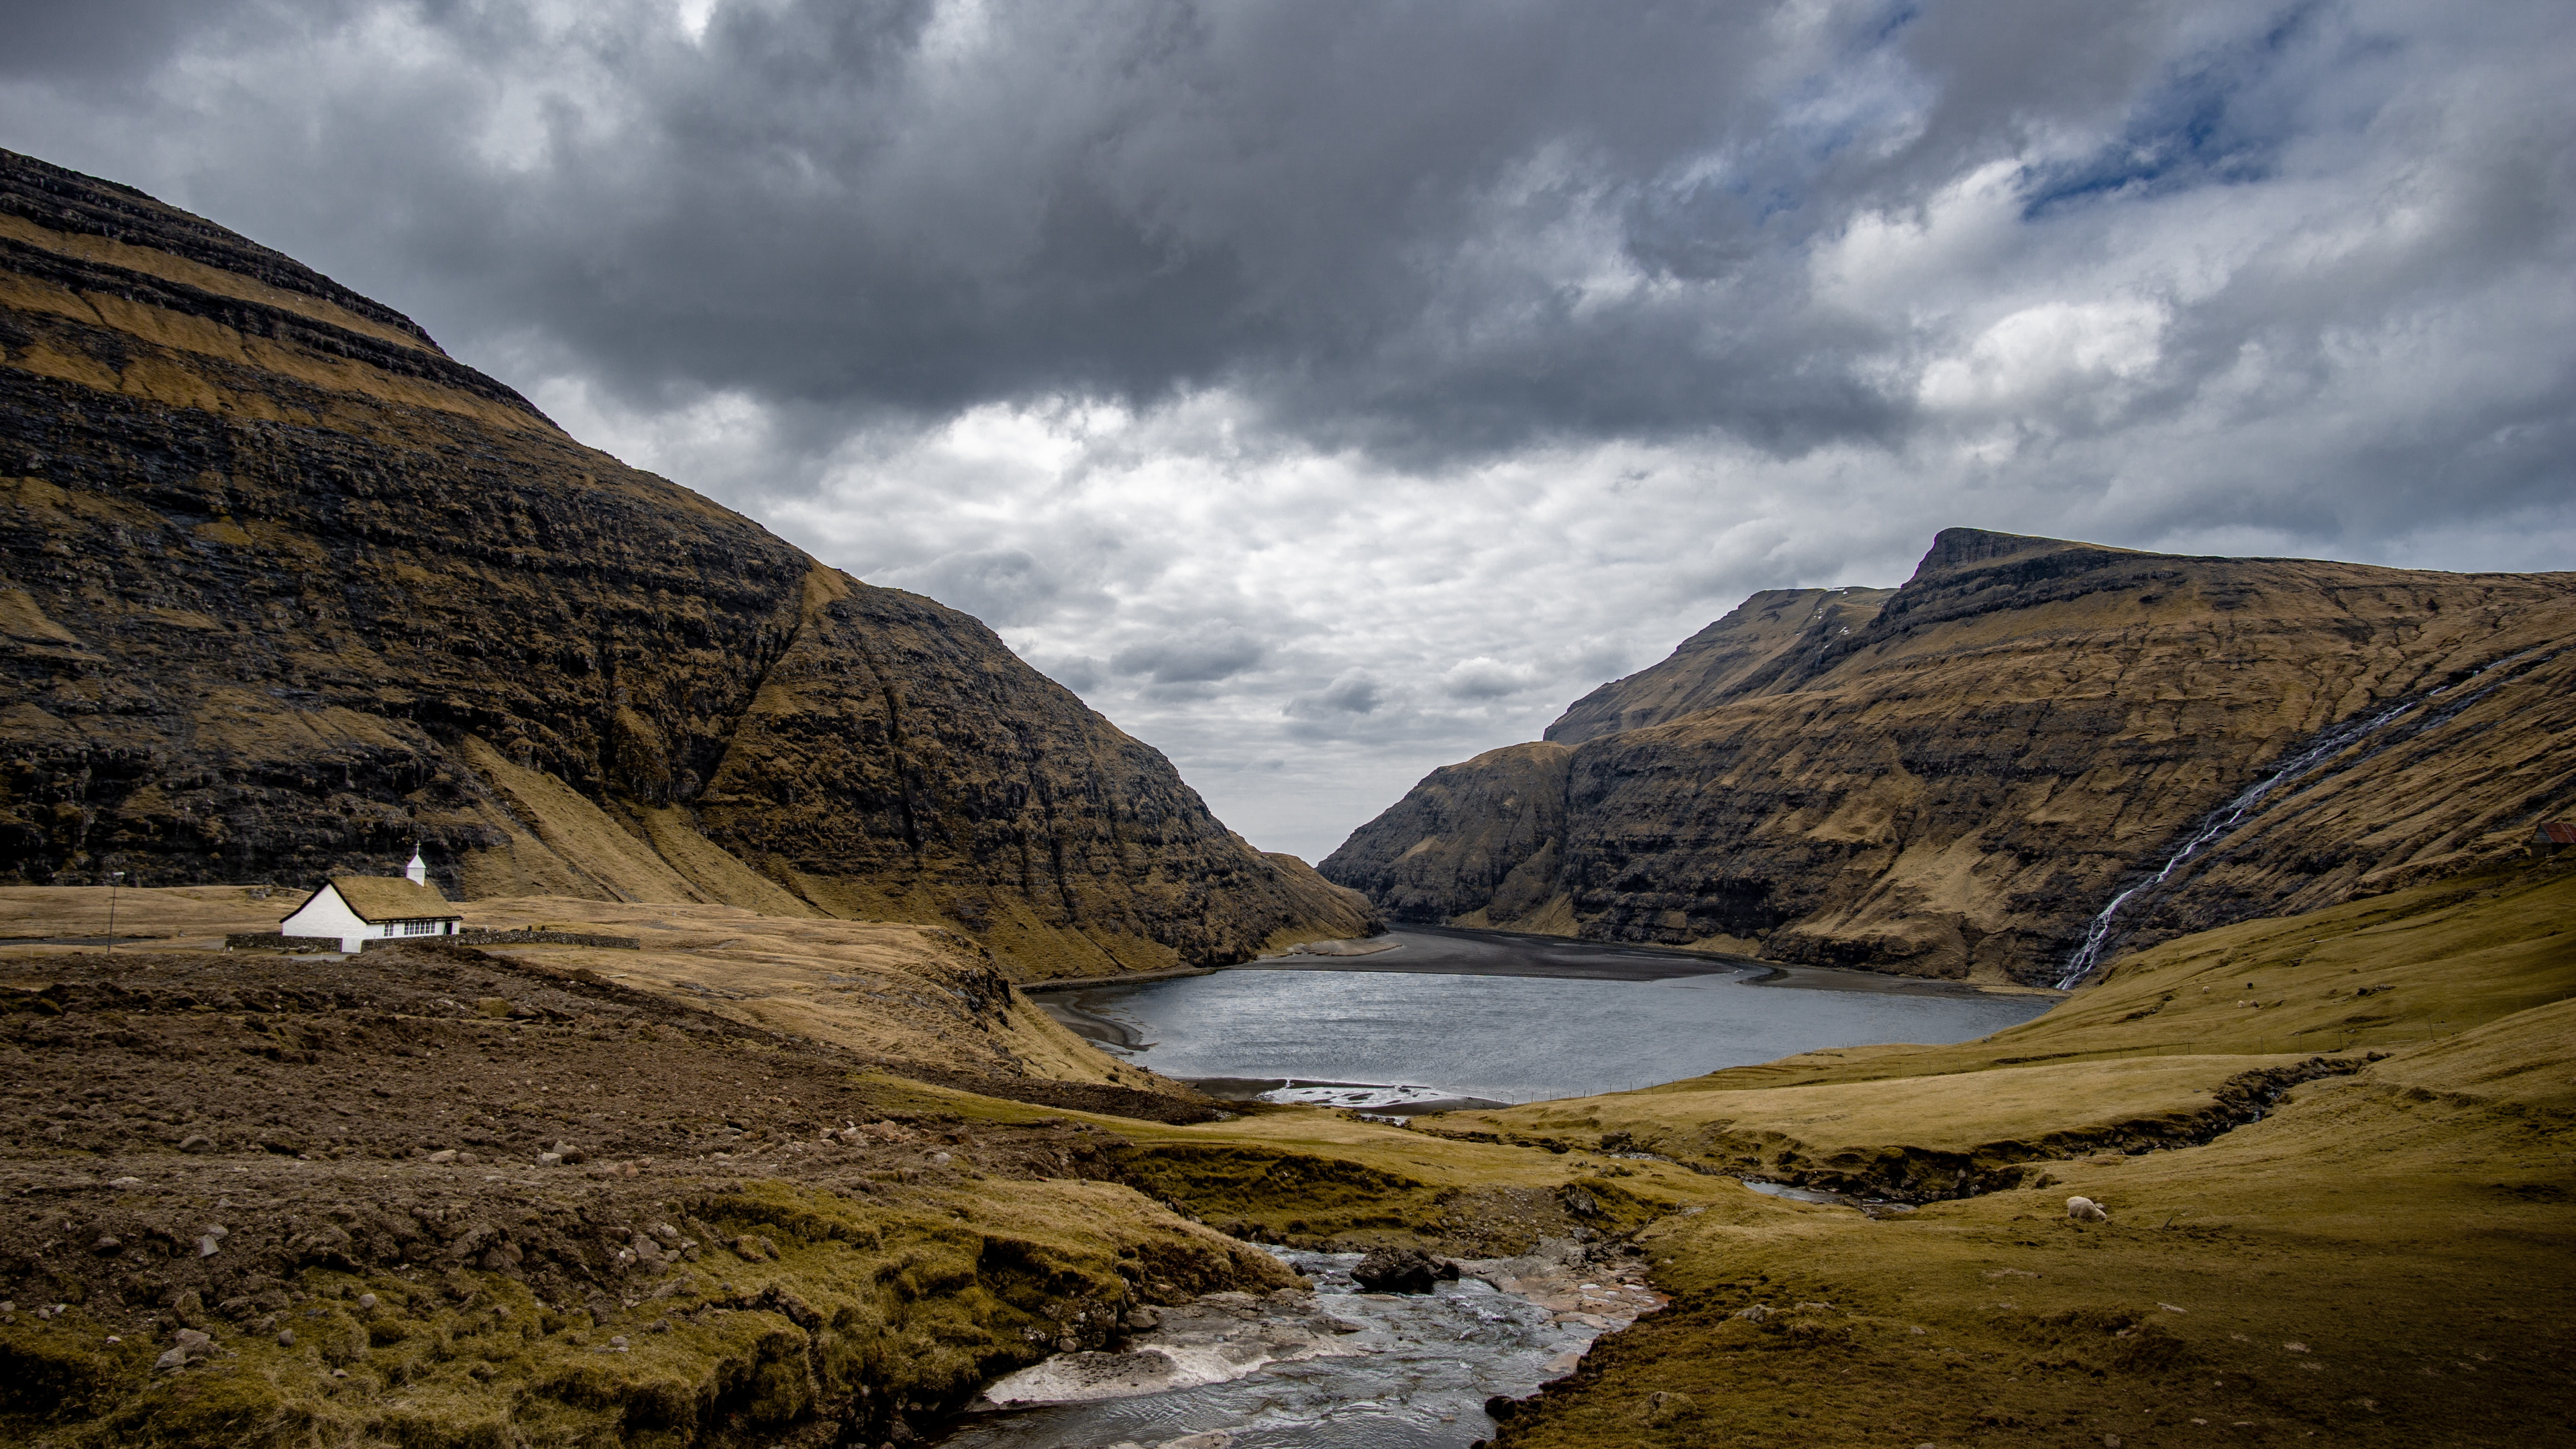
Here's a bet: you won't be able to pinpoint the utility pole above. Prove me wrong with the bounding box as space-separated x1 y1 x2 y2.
105 869 125 953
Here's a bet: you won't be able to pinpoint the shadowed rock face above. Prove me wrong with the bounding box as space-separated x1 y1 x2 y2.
1327 529 2576 983
0 146 1373 975
1318 743 1570 926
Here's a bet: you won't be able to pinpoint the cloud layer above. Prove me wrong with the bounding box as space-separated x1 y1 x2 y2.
5 0 2571 859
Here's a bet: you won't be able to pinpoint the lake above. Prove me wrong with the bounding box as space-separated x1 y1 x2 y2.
1035 926 2055 1108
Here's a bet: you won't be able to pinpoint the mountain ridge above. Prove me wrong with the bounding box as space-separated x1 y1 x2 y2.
1326 527 2576 983
0 145 1373 977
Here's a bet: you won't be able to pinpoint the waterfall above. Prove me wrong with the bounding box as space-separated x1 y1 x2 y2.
2051 644 2561 991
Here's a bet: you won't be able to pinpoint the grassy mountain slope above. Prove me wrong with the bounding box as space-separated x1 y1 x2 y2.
1325 528 2575 983
0 146 1371 977
1435 856 2576 1448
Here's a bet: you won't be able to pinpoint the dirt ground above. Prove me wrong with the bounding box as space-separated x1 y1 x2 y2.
0 941 1290 1447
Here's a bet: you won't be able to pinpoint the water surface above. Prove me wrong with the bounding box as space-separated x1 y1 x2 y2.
939 1248 1601 1449
1048 928 2051 1106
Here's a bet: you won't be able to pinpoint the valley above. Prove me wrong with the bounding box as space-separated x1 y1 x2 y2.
1 142 2570 1449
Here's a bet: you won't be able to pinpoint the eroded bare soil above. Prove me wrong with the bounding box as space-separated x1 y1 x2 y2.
0 943 1290 1446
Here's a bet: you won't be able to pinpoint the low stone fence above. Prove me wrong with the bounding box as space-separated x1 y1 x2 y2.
445 928 641 951
226 928 643 953
224 933 341 953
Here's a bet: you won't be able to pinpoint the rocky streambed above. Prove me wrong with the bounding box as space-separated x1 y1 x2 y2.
938 1240 1666 1449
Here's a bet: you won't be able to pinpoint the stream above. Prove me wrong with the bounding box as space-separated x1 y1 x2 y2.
961 928 2049 1446
937 1244 1653 1449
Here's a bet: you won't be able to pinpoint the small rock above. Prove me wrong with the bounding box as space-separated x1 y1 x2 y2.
154 1348 188 1373
180 1134 214 1154
1639 1389 1699 1424
107 1177 143 1188
1731 1303 1770 1323
608 1335 630 1352
93 1235 122 1256
927 1150 952 1166
277 1328 295 1347
197 1234 221 1257
538 1152 564 1167
2066 1196 2110 1223
425 1149 458 1165
356 1294 378 1311
1352 1246 1458 1294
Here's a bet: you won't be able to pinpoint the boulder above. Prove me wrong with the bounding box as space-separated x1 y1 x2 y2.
1351 1246 1457 1294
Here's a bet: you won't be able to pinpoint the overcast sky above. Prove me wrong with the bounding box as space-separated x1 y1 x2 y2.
5 1 2571 861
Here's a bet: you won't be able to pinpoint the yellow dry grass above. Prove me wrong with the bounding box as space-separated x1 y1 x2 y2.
1458 858 2576 1448
455 896 1139 1088
0 883 292 949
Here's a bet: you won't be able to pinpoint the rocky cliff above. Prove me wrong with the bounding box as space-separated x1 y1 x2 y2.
1324 529 2576 983
0 147 1373 976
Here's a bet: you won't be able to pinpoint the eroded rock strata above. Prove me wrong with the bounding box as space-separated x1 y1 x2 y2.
0 146 1372 975
1325 529 2576 982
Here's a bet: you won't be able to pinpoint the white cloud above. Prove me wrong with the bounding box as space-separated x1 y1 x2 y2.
1917 298 2171 413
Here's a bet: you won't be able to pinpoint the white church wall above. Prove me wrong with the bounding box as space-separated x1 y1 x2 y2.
279 888 372 953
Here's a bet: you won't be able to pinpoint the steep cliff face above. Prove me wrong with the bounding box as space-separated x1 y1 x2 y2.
0 147 1373 975
1316 743 1570 926
1326 529 2576 982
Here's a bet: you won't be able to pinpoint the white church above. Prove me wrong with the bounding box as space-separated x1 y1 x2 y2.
278 848 464 953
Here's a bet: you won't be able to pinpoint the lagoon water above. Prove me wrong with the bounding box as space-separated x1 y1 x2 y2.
1045 927 2053 1106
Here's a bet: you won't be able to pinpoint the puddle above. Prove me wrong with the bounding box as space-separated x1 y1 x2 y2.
936 1243 1662 1449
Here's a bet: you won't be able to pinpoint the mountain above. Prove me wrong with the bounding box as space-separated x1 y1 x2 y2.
1323 529 2575 984
0 147 1373 976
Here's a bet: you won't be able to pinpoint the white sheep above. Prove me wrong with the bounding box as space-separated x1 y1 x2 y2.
2066 1195 2110 1222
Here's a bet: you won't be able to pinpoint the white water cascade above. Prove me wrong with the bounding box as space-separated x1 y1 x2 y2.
2052 645 2561 991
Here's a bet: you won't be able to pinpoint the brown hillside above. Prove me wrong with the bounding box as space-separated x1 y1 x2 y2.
0 146 1371 976
1325 528 2575 983
1545 584 1895 745
1316 741 1572 925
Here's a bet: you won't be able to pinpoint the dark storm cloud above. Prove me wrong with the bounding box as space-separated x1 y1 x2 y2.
1110 628 1267 686
4 0 2572 859
0 0 262 81
0 0 2294 460
13 0 2568 487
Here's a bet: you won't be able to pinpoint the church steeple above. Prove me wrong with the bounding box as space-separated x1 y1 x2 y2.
405 846 427 886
